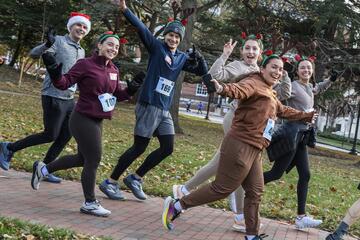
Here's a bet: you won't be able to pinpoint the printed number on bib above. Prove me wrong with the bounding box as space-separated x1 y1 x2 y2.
98 93 117 112
263 118 275 141
155 77 174 96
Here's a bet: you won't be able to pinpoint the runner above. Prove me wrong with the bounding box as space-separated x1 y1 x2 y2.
172 36 291 232
264 54 338 229
162 54 317 240
99 0 208 201
30 31 141 217
0 12 91 184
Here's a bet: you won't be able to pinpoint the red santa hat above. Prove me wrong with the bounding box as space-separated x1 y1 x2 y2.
67 12 91 35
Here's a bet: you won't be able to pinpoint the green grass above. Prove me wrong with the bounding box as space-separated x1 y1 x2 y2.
1 66 360 238
317 135 357 150
0 216 110 240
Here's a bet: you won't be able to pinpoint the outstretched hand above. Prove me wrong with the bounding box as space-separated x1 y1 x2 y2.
126 71 145 95
187 45 202 61
329 69 339 82
223 38 237 58
211 79 223 93
311 111 319 124
45 26 56 48
42 52 62 81
42 52 57 67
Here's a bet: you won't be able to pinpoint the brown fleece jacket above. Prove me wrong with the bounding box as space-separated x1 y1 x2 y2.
219 73 314 150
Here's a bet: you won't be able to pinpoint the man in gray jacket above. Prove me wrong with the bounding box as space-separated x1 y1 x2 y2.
0 12 91 183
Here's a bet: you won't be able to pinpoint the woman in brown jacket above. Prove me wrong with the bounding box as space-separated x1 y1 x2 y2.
161 54 317 240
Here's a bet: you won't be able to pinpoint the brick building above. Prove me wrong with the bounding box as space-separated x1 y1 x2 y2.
180 82 231 116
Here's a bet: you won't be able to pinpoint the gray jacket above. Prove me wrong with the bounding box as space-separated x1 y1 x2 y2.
29 34 85 100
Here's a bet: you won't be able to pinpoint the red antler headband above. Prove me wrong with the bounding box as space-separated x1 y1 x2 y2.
264 50 273 56
256 33 263 40
120 38 128 44
281 57 289 63
241 32 247 39
308 55 316 62
181 18 188 26
295 54 316 63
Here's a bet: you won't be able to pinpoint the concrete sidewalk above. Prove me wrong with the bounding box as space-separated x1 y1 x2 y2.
0 170 356 240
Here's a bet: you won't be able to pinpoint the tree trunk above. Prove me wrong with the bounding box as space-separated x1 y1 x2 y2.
170 0 196 134
9 27 24 67
171 71 186 133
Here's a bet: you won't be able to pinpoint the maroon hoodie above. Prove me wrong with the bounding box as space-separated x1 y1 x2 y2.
53 53 130 119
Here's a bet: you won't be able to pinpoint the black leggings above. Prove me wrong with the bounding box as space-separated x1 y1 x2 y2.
46 111 103 202
8 95 74 164
263 142 310 215
110 134 174 180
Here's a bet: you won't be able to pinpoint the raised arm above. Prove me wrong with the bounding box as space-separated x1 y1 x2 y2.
29 27 57 59
118 0 156 52
313 79 332 95
208 39 241 81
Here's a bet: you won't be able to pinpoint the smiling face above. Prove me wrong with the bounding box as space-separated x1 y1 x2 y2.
69 23 88 42
241 39 262 66
97 37 120 60
164 32 181 51
297 60 313 82
261 58 284 86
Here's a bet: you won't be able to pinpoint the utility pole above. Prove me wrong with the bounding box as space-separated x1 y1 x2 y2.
205 92 213 120
349 101 360 155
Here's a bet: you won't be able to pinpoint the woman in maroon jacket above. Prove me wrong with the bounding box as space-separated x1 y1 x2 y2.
30 31 139 217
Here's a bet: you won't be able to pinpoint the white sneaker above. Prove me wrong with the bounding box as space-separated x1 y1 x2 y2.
232 219 264 233
80 200 111 217
295 215 322 229
31 161 46 190
172 185 189 199
232 218 246 232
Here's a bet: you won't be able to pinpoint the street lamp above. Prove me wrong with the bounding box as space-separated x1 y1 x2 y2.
205 92 214 120
349 101 360 155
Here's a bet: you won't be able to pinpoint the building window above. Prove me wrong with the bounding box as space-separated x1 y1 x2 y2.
335 124 341 131
196 84 208 97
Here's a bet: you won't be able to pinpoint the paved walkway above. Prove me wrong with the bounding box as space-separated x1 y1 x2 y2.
0 170 356 240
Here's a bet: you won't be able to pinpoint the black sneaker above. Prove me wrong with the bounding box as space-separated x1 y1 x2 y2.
326 232 345 240
245 234 268 240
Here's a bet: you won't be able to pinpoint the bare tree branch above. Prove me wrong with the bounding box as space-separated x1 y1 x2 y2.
197 0 222 14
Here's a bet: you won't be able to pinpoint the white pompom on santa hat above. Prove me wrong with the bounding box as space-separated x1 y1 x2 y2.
67 12 91 35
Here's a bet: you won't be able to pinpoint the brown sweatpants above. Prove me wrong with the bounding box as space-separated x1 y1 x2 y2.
180 133 263 235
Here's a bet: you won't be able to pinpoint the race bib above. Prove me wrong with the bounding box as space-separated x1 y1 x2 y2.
98 93 117 112
109 73 117 81
155 77 174 96
263 118 275 141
